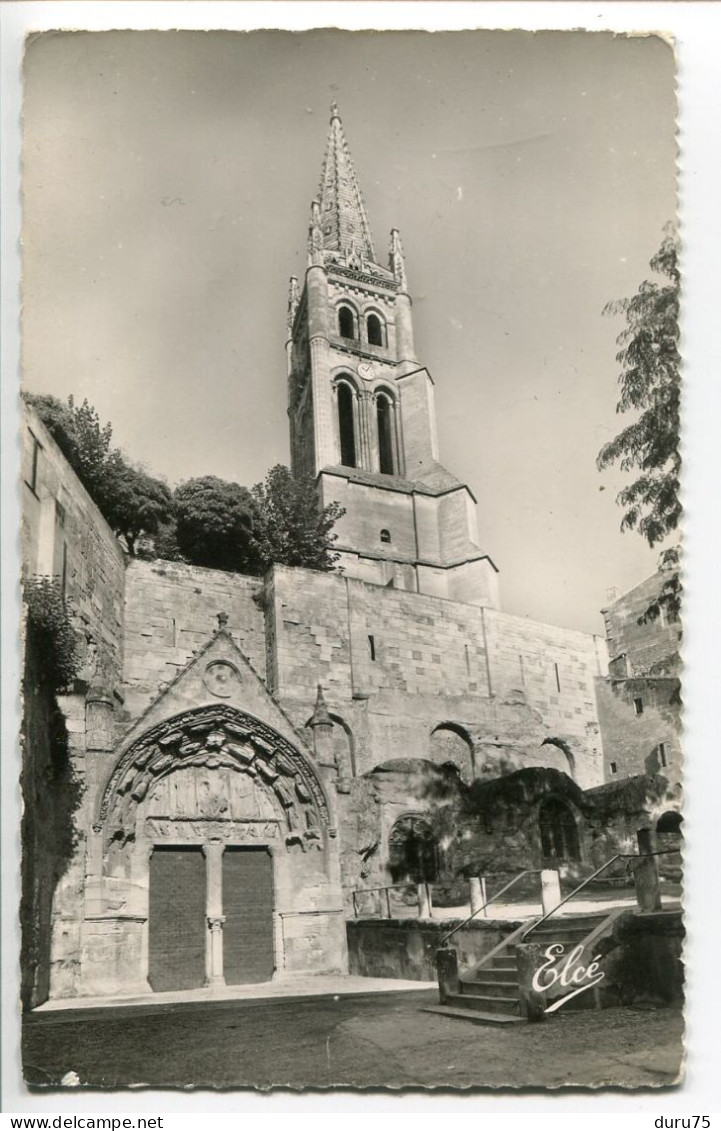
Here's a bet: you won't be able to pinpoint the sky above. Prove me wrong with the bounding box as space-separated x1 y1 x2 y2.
21 29 677 635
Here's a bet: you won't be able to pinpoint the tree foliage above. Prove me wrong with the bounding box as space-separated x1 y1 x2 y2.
24 393 345 576
23 576 81 692
173 476 258 573
25 392 172 555
97 453 174 556
597 231 681 548
25 392 113 496
250 464 345 574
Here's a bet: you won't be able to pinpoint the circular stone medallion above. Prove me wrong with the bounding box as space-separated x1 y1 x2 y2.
203 660 241 698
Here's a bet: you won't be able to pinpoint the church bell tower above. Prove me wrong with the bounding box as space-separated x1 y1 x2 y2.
286 103 500 609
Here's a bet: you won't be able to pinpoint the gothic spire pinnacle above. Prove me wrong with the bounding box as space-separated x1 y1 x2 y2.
316 103 377 265
309 684 333 729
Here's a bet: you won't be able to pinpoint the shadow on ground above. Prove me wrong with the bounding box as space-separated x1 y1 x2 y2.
23 989 684 1091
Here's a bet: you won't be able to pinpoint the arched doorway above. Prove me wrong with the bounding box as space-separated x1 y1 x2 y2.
388 814 439 883
93 705 334 996
538 798 581 864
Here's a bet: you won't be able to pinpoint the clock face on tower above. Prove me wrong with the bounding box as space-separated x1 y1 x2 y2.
357 362 376 382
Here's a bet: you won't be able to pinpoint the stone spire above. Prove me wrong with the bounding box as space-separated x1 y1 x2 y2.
316 102 377 265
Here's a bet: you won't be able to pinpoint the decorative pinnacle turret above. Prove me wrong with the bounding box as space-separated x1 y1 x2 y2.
287 275 300 334
309 684 333 729
390 228 408 291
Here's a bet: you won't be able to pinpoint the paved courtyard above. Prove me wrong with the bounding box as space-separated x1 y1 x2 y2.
23 988 684 1091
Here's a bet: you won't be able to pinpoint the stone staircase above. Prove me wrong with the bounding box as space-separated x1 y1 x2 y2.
424 910 611 1027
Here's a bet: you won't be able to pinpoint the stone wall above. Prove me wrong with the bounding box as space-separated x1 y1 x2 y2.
346 917 514 981
602 572 681 677
120 559 266 725
268 565 607 790
22 406 126 686
595 676 682 783
598 910 684 1007
598 571 682 783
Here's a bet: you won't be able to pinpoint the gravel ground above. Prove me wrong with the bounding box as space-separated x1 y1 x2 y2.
23 989 684 1092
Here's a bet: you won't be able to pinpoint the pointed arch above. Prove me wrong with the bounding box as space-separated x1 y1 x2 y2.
96 704 330 851
541 737 577 781
429 722 475 782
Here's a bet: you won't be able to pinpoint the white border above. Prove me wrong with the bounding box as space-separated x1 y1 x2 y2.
2 1 720 1115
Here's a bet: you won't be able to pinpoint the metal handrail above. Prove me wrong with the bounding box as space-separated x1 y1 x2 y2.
520 849 678 941
440 870 541 947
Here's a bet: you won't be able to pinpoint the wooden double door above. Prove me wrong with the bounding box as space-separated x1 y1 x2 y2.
148 845 274 992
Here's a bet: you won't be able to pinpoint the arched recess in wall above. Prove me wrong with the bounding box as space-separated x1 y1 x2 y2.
429 723 475 783
541 737 576 781
366 311 385 347
375 390 397 475
335 378 358 468
538 797 581 864
388 813 439 883
303 712 356 779
337 303 357 340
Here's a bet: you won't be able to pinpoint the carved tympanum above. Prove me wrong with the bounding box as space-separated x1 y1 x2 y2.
98 705 328 852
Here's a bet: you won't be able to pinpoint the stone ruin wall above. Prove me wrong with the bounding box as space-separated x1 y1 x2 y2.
267 565 608 790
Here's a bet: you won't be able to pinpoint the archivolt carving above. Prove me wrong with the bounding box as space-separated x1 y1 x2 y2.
97 705 329 852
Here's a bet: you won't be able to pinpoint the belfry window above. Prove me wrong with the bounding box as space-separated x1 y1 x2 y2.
338 306 355 340
367 313 384 347
377 394 395 475
337 383 357 468
380 529 391 544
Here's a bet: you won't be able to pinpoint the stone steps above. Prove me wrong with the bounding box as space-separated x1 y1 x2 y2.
434 911 612 1026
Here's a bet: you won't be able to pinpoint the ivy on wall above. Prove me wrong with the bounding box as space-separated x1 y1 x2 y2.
23 576 80 692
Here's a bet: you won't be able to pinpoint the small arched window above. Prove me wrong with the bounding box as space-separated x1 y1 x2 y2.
377 393 395 475
338 306 355 340
367 312 384 347
380 529 391 544
337 383 357 468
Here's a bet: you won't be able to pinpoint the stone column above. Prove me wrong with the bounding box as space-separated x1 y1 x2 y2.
540 869 562 916
634 827 662 913
418 882 433 919
469 876 486 917
203 841 226 987
207 916 226 987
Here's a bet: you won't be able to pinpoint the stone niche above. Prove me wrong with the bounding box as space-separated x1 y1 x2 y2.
77 706 347 999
